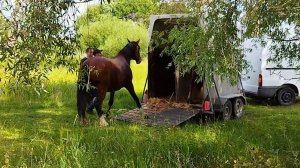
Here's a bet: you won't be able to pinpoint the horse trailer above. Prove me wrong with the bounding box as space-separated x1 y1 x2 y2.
117 14 246 126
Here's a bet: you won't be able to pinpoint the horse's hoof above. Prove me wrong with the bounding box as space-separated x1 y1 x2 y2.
80 119 88 127
99 115 109 127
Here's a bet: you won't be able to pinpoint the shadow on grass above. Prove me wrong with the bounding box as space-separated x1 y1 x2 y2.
246 97 300 106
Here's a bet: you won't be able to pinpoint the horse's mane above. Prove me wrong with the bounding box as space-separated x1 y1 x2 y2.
118 43 136 62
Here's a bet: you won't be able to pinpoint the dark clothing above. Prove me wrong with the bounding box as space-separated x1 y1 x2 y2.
80 57 88 66
80 57 98 113
87 87 99 113
87 97 98 112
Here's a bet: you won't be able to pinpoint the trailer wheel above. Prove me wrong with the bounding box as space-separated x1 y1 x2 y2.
223 100 232 120
233 98 244 119
277 87 296 106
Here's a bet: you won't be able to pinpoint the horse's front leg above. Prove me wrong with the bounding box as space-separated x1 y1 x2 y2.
95 86 108 127
126 82 141 108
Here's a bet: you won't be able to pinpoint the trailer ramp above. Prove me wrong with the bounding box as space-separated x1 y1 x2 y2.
116 108 200 126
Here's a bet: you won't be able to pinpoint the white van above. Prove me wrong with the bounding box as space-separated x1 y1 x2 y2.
242 39 300 105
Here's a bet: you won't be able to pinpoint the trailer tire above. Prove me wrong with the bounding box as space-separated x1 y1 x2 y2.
277 87 296 106
223 100 232 120
233 98 244 119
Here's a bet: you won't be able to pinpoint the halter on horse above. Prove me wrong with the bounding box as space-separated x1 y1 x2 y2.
77 40 142 126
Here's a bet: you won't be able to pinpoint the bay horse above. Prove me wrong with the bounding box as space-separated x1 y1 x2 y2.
77 40 142 126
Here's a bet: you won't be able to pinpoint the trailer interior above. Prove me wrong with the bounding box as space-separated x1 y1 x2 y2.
147 17 204 106
148 46 204 105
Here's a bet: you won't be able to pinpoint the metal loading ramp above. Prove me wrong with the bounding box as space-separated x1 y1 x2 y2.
116 107 200 126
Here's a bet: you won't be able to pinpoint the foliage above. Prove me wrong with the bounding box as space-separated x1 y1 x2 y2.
157 2 190 14
0 13 9 43
156 0 300 84
155 0 246 84
76 1 191 58
77 14 148 57
0 0 190 91
0 65 300 167
243 0 300 67
0 0 79 91
76 0 159 25
110 0 159 22
77 0 189 25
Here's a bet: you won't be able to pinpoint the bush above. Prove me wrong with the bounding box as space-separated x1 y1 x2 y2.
76 0 159 24
77 14 148 58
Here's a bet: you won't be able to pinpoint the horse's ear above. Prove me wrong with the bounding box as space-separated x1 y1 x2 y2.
127 38 131 43
136 39 140 44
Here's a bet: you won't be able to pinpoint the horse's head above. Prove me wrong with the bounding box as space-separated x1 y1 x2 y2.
126 39 142 64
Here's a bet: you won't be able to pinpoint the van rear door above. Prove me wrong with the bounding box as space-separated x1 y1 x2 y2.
242 39 262 94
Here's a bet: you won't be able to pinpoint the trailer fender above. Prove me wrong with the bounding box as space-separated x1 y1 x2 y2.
219 94 246 105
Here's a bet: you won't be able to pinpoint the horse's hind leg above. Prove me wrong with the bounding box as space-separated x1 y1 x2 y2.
107 91 115 116
126 82 141 108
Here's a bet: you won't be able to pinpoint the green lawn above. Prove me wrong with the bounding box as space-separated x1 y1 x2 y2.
0 61 300 167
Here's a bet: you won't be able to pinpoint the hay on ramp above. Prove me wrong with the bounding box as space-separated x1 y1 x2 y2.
144 98 191 112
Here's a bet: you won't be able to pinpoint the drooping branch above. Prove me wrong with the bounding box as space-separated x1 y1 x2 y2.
70 0 110 4
270 38 300 42
0 1 80 91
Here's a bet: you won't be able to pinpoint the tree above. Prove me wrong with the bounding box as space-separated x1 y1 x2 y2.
77 0 189 25
0 0 188 91
157 0 246 84
244 0 300 67
0 0 79 91
109 0 159 22
157 0 299 84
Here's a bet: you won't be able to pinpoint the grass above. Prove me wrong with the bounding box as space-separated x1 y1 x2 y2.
0 61 300 167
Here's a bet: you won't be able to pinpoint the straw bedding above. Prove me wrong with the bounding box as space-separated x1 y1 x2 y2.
143 98 191 112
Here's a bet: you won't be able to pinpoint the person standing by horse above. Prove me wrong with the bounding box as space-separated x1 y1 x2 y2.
78 48 103 114
78 47 94 114
86 48 104 114
80 47 94 66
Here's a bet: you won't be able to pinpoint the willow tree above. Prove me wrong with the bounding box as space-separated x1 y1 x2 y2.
0 0 80 92
160 0 299 84
244 0 300 67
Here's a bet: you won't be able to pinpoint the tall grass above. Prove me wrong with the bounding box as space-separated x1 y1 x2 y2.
0 61 300 167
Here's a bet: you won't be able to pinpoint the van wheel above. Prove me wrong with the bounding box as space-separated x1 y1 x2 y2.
233 98 244 119
277 87 296 106
223 100 232 120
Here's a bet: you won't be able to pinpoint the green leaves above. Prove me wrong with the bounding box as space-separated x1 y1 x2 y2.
243 0 300 67
76 13 148 58
0 0 79 91
154 0 299 85
154 0 246 85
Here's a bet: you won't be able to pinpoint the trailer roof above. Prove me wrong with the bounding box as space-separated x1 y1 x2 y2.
148 14 189 42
